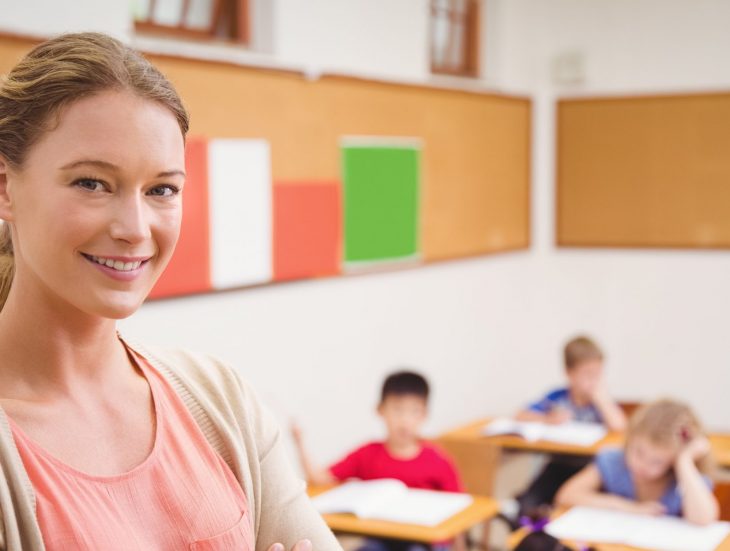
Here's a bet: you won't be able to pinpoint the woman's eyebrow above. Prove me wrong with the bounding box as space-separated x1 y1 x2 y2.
156 169 187 178
60 159 185 178
61 159 119 172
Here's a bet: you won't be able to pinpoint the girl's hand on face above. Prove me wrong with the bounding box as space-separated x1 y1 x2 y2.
268 540 312 551
679 435 711 464
632 501 667 516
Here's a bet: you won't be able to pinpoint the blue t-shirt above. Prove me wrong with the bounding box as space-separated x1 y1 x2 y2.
595 448 713 517
528 388 603 424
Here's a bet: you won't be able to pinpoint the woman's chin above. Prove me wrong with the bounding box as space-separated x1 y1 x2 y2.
84 292 147 320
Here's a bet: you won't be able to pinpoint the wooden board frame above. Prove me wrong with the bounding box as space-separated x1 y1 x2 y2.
557 92 730 250
0 31 531 298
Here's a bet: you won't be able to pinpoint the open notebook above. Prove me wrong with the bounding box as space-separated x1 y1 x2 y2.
311 479 473 527
546 507 730 551
482 418 607 447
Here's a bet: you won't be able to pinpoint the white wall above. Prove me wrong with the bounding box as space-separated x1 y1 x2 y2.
488 0 730 92
1 0 729 467
487 0 730 436
0 0 130 40
273 0 430 80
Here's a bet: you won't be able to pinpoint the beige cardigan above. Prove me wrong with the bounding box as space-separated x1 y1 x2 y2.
0 337 342 551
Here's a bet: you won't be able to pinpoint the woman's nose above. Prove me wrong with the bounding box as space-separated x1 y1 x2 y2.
109 195 152 244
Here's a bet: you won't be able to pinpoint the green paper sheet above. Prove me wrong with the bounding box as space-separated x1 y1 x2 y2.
342 144 420 263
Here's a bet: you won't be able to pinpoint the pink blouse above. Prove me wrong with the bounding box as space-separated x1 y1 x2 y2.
8 349 254 550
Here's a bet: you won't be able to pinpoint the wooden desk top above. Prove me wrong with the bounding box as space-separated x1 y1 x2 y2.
711 434 730 470
439 417 624 456
440 418 730 468
308 485 499 543
506 510 730 551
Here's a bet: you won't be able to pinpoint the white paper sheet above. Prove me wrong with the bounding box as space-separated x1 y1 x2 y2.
539 422 607 446
483 418 544 441
311 479 473 527
483 418 606 447
365 488 474 527
208 139 272 289
546 507 730 551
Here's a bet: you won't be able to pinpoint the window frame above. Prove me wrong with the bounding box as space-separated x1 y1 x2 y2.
134 0 250 46
429 0 481 78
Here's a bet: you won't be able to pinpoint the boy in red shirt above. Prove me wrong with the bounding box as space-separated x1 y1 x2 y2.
292 371 464 549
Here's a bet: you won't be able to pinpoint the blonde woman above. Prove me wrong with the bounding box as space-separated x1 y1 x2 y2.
0 32 340 550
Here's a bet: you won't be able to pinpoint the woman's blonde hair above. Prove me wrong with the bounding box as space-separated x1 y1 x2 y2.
0 32 189 310
627 398 713 474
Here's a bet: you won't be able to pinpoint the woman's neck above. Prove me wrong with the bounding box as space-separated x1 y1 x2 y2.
0 281 127 398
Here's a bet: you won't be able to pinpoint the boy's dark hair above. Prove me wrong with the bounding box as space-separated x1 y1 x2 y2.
380 371 429 403
513 531 577 551
564 335 603 371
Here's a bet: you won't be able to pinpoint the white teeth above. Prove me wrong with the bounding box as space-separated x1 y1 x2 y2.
88 255 143 272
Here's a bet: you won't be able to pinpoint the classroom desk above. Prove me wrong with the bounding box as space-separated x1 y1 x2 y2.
505 508 730 551
307 485 499 543
440 418 730 468
711 434 730 470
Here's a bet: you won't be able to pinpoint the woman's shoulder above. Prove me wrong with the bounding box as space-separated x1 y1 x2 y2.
124 335 238 381
121 336 257 414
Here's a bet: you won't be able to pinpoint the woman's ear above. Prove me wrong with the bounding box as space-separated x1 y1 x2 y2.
0 156 14 222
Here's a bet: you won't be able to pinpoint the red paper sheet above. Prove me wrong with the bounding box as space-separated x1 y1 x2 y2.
273 182 341 282
149 137 211 299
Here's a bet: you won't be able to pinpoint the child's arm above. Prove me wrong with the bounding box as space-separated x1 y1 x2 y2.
555 463 666 516
590 379 627 432
676 436 719 525
290 423 337 486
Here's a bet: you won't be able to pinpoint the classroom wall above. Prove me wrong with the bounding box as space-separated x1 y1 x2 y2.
0 0 130 40
487 0 730 92
273 0 430 81
1 0 728 468
488 0 730 435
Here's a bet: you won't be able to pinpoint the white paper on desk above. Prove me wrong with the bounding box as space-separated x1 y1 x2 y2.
311 479 473 526
312 479 405 518
363 488 473 526
538 422 607 446
482 418 544 441
483 418 606 447
546 506 730 551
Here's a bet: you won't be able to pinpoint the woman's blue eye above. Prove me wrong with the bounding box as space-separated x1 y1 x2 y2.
148 185 180 197
75 178 105 192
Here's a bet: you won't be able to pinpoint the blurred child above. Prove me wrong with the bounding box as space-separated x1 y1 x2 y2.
556 399 719 525
513 336 627 517
292 371 464 550
513 531 583 551
516 336 626 429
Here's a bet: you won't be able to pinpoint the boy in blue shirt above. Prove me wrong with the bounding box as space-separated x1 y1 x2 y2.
513 336 627 517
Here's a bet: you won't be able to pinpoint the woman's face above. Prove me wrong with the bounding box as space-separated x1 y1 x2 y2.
0 89 185 319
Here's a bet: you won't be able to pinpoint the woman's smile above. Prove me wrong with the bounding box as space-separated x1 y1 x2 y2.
80 253 153 282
